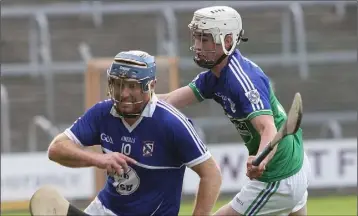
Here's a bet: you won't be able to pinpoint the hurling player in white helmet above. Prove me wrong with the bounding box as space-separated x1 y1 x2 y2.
45 50 222 216
158 6 311 216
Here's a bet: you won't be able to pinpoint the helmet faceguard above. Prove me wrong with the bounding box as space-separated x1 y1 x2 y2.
188 6 248 69
107 50 156 118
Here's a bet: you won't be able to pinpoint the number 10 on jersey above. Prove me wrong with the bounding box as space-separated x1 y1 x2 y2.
121 143 131 155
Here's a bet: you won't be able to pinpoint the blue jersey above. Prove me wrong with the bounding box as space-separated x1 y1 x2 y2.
188 49 304 182
64 95 211 215
188 49 276 144
189 49 273 120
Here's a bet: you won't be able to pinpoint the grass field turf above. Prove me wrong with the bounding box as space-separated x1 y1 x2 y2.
2 195 356 215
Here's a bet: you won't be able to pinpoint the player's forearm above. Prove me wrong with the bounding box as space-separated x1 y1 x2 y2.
158 92 185 108
257 126 277 164
48 138 100 168
192 174 222 216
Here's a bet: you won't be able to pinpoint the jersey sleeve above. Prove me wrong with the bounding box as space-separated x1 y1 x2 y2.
188 71 213 102
171 115 211 168
64 103 101 146
233 72 273 120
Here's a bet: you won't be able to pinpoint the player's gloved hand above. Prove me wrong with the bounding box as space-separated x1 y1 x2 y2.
94 152 137 175
246 156 266 180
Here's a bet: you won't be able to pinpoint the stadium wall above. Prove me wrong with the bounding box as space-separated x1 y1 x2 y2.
1 138 356 211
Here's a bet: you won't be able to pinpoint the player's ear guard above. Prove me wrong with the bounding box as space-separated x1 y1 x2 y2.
240 29 248 42
29 185 89 216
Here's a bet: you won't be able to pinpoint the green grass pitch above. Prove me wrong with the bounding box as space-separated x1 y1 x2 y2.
2 195 356 215
180 195 357 215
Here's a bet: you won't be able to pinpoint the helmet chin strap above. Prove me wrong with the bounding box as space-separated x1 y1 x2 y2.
193 53 227 69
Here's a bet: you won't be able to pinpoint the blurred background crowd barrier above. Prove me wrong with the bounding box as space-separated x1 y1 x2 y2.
1 0 356 212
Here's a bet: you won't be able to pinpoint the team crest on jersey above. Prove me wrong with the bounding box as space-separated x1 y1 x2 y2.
142 141 154 157
245 89 260 105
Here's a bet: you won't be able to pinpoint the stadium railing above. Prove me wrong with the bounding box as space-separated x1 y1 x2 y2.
27 115 61 152
2 1 356 79
1 85 11 153
2 1 356 152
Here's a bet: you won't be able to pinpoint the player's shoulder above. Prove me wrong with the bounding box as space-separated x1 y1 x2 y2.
155 100 194 127
87 99 114 117
228 49 266 75
192 70 213 82
227 49 269 85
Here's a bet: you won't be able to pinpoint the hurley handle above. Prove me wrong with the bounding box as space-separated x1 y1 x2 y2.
252 144 273 166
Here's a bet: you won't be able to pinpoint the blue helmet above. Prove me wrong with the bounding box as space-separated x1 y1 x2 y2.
107 50 156 118
107 50 156 92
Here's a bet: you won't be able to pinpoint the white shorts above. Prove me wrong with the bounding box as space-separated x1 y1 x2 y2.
84 197 116 216
230 152 311 216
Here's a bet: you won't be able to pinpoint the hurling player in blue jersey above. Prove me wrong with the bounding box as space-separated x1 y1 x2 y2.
47 50 222 216
158 6 311 216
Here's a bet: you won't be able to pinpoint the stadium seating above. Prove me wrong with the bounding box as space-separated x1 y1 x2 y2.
2 2 356 151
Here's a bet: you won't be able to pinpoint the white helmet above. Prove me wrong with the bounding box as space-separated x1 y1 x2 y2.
188 6 247 68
